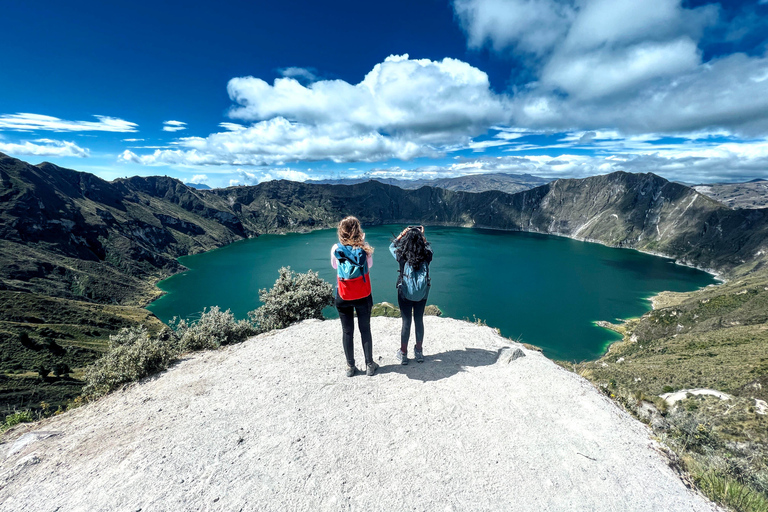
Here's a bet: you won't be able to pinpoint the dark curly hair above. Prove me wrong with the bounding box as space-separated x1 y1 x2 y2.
394 227 429 269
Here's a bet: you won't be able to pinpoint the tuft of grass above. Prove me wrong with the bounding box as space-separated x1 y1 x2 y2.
689 461 768 512
2 409 35 433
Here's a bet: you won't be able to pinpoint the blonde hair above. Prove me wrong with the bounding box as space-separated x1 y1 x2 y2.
337 216 374 255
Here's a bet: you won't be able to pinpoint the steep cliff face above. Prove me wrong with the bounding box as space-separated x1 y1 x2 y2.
2 153 767 307
214 172 767 272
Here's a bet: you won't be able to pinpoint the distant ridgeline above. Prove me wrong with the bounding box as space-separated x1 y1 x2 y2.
2 151 767 307
1 151 768 409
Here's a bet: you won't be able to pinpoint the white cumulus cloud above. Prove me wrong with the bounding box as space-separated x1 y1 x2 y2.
453 0 573 56
124 55 510 166
0 113 138 132
452 0 768 136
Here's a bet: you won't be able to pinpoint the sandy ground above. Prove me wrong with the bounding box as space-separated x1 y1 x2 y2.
0 317 721 512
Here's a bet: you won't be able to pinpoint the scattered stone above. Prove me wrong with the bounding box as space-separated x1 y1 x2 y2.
659 389 733 405
755 399 767 415
636 402 670 431
6 431 61 458
15 453 41 468
497 346 525 364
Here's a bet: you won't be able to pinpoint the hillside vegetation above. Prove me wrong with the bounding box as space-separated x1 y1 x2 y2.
573 262 768 511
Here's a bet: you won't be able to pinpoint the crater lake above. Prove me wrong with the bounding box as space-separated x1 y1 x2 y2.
147 225 717 361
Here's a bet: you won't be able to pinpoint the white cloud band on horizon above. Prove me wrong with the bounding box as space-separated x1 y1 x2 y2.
188 174 208 184
0 113 138 133
0 138 90 158
364 140 768 184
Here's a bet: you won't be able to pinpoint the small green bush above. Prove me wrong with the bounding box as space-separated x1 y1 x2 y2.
2 410 34 432
249 267 333 331
171 306 257 352
83 326 178 398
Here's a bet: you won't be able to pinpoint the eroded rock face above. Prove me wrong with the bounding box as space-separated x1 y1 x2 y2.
0 318 722 512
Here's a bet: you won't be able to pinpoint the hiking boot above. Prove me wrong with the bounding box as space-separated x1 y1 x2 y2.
346 364 356 377
415 350 424 363
396 349 408 365
366 361 379 376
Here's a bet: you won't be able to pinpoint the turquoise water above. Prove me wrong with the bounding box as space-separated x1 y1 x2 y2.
147 226 716 361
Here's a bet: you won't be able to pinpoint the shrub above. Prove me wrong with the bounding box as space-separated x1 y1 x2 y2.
669 412 717 452
83 326 178 398
249 267 334 331
18 331 34 349
36 364 50 381
2 410 35 432
52 363 71 378
170 306 257 352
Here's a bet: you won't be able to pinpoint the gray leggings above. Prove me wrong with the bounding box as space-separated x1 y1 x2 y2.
397 294 426 351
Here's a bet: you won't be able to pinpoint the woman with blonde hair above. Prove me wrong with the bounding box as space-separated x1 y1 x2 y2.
331 216 378 377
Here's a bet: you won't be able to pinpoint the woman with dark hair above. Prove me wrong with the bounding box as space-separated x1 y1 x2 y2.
331 216 378 377
389 225 433 364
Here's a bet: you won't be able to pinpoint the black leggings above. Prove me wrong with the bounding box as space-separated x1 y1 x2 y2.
398 294 426 352
336 294 374 366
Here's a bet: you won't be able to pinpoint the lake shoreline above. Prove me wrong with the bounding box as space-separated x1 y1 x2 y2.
146 222 717 362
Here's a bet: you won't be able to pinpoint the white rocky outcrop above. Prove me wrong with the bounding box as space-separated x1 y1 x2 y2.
0 317 721 511
660 389 734 405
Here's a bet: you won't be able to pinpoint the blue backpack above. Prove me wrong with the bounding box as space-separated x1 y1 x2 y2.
398 259 430 301
334 244 371 301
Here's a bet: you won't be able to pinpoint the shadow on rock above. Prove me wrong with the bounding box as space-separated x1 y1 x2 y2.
376 347 502 382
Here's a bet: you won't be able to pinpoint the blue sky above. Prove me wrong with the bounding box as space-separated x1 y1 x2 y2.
1 0 768 187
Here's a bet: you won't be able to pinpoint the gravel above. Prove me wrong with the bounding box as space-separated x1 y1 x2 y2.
0 317 722 511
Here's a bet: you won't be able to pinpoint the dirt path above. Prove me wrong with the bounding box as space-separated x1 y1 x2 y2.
0 317 721 511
